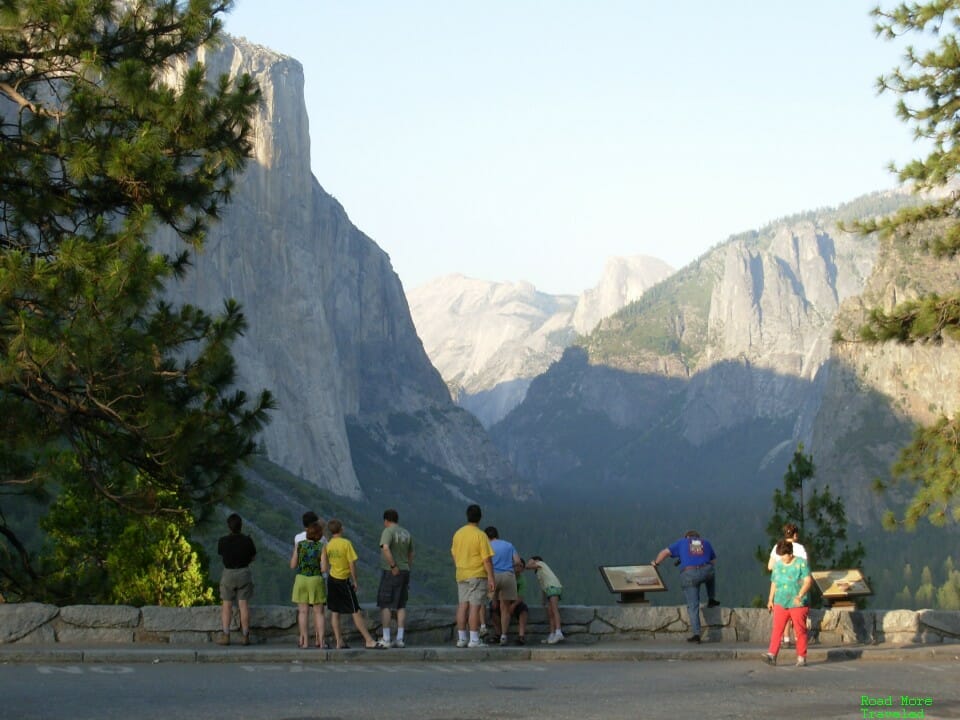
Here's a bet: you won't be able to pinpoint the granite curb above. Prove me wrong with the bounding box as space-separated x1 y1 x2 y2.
0 642 957 665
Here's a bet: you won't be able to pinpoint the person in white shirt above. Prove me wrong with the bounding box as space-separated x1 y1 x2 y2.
767 523 807 647
294 510 326 548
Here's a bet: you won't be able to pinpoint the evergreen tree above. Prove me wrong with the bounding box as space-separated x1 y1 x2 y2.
936 569 960 609
0 0 273 603
758 445 866 605
105 515 214 607
851 2 960 529
915 566 936 607
893 584 913 608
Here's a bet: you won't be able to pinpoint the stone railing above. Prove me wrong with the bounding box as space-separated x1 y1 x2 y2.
1 602 958 646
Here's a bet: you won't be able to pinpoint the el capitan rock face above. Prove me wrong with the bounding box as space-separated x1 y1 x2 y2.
154 37 518 499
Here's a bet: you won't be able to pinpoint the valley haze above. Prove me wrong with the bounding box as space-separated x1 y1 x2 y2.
50 6 949 611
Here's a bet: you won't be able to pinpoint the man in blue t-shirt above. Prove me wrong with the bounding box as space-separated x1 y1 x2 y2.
652 530 719 643
485 526 522 645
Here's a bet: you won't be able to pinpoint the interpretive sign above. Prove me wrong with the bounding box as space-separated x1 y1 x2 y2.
812 568 872 609
598 564 666 604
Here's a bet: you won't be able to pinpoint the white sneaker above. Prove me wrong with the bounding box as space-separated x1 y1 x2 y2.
456 638 468 648
479 624 488 638
541 632 555 645
374 638 390 649
467 639 483 648
547 631 564 644
393 639 405 648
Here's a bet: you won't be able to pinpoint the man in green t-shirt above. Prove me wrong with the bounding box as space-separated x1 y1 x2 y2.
375 508 415 648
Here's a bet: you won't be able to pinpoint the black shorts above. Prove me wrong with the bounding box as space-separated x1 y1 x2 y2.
326 576 361 614
376 569 410 610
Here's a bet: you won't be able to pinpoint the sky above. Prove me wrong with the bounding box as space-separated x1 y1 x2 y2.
224 2 925 296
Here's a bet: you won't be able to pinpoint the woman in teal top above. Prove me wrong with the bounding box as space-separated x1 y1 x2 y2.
762 539 812 667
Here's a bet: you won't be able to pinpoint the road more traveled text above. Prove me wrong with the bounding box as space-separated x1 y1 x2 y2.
860 695 934 719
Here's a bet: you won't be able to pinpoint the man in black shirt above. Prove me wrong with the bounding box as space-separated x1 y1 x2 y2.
216 513 257 645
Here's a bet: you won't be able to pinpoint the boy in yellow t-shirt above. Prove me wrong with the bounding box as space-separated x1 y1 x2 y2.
323 519 376 649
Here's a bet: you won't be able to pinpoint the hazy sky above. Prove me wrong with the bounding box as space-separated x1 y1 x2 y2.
224 2 923 295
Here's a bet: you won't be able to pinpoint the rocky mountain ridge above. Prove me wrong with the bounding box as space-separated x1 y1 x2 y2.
490 191 928 519
407 255 673 426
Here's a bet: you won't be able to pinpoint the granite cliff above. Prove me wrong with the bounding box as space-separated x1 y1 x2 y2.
811 218 960 524
153 37 518 500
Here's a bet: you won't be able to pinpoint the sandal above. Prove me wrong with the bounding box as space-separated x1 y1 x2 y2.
364 641 378 649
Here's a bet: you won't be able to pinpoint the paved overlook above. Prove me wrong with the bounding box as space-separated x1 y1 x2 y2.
1 644 958 720
2 603 959 718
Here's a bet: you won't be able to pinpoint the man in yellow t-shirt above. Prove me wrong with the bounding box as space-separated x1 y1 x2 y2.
450 503 495 648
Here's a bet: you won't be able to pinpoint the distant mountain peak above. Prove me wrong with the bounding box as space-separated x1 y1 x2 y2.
408 255 674 426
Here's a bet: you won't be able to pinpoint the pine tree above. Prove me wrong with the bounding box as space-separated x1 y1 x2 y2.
893 584 913 608
851 2 960 529
0 0 273 603
936 569 960 609
915 566 936 607
758 445 866 606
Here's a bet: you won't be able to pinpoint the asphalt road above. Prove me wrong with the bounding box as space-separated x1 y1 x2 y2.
2 657 959 720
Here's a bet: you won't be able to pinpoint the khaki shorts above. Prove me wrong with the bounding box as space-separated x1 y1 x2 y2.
457 577 487 606
220 567 254 602
493 571 518 602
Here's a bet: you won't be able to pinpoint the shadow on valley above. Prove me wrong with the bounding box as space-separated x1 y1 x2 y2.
186 347 954 611
5 347 957 611
489 347 825 502
465 345 956 607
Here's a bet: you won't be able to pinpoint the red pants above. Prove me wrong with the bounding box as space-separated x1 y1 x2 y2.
768 605 808 657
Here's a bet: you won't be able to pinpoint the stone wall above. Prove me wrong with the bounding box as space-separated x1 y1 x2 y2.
1 604 958 646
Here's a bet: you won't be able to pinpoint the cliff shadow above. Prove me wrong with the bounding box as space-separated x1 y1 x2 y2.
490 346 918 515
